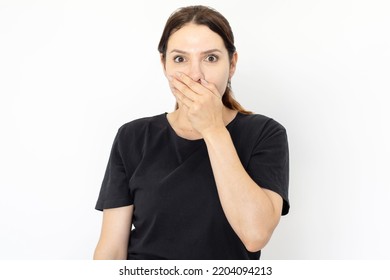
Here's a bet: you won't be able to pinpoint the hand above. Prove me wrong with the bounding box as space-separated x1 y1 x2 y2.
170 72 225 136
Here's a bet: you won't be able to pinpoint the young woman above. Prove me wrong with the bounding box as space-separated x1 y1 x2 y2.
94 5 289 260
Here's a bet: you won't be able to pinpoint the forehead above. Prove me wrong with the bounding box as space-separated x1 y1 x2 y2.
167 23 226 51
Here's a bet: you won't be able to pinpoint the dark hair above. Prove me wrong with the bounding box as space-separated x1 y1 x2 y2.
158 5 252 114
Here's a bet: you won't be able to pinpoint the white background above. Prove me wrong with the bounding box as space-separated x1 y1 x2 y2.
0 0 389 260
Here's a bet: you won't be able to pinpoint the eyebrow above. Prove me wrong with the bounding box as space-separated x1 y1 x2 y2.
169 49 223 55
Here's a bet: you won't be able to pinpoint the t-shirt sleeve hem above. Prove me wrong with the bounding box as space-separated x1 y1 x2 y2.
95 198 134 211
256 181 290 216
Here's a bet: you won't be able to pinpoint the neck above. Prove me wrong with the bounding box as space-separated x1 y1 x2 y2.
172 106 194 131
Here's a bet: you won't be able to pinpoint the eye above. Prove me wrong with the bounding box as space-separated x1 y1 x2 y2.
173 56 185 63
205 54 218 62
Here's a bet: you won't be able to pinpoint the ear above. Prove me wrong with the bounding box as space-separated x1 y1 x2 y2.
229 52 238 79
160 53 167 77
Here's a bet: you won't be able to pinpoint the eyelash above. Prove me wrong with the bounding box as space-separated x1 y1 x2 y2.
173 55 219 63
205 54 219 62
173 56 185 63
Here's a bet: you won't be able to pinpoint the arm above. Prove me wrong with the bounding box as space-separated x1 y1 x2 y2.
203 127 283 252
93 205 133 260
171 73 283 252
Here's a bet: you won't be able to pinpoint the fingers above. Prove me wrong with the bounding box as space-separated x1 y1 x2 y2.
170 72 221 100
200 78 222 99
168 75 194 108
172 87 192 108
168 72 225 135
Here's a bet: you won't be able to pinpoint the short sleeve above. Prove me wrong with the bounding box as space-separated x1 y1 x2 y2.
247 120 290 215
95 128 134 211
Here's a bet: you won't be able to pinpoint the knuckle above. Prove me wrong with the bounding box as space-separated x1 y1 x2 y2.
198 98 206 105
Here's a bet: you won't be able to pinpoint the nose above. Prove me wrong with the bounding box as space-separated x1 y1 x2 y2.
187 61 204 83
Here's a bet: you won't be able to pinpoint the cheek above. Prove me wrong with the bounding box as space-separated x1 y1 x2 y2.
164 64 175 78
206 70 230 94
165 60 186 74
216 82 228 96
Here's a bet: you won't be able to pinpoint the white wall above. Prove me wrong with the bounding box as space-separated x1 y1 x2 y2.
0 0 389 259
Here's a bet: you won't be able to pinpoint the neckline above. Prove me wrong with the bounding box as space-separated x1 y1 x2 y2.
163 111 240 142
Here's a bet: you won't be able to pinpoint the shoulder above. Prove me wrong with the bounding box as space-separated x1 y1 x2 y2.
110 113 167 150
116 113 166 138
232 113 287 142
110 113 167 157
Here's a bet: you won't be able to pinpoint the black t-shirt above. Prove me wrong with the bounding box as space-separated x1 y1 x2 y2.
95 112 289 260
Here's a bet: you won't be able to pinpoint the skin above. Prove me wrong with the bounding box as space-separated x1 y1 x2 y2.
164 24 238 139
93 205 133 259
94 23 283 259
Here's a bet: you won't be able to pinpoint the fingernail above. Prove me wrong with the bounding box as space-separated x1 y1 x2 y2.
175 72 183 78
201 79 208 84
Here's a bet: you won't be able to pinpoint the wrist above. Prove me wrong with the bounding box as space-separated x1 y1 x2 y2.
202 125 229 141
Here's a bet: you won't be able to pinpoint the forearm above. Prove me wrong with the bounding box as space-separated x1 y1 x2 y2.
203 127 281 251
93 241 128 260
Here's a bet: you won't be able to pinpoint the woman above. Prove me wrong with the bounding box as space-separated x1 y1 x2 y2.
94 5 289 260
